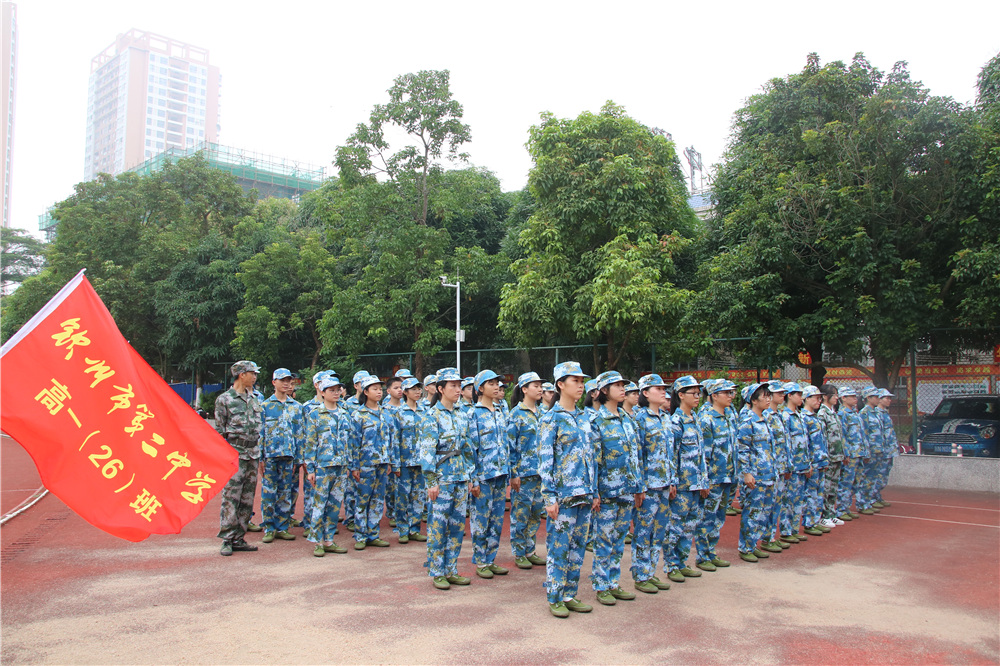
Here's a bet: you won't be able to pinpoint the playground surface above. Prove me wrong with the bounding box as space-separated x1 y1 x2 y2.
2 434 998 665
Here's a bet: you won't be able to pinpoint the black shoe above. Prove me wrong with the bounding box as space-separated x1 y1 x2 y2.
231 539 258 552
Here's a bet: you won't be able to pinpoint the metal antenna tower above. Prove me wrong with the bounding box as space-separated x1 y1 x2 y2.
683 146 703 194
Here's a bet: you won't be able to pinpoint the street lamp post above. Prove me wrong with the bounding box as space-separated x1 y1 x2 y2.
440 275 462 375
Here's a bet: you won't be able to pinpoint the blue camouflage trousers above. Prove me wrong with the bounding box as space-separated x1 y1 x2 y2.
471 475 508 566
876 457 893 501
546 499 591 604
779 473 806 535
343 473 357 527
665 489 703 571
510 475 546 558
394 465 424 537
385 470 397 518
309 465 346 543
354 465 389 543
695 483 733 563
590 496 632 591
857 457 879 509
802 467 826 527
767 475 786 541
837 458 858 514
261 456 296 533
738 481 774 553
630 487 671 581
822 460 843 519
426 481 469 577
294 464 313 530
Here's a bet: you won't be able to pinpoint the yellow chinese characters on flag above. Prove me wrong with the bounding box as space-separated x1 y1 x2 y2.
0 271 238 541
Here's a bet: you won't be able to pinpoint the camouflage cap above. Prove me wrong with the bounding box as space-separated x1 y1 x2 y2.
401 377 422 391
272 368 292 380
231 360 260 377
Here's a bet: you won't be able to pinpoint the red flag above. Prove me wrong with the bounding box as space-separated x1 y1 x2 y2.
1 271 238 541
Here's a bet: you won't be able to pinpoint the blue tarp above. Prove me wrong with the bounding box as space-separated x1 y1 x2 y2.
169 383 223 405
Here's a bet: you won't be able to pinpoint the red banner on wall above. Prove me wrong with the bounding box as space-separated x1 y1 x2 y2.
0 271 237 541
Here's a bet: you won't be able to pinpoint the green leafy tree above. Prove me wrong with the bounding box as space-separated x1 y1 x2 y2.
1 228 46 294
688 54 977 387
498 102 696 372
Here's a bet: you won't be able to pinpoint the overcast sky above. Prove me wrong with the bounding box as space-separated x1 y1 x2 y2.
7 0 999 236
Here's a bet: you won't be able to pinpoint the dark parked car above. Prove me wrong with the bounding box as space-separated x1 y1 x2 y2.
916 395 999 458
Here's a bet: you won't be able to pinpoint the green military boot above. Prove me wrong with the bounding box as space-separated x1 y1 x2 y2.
323 543 348 554
409 533 427 542
711 557 731 568
246 522 263 532
803 526 824 536
779 534 799 544
609 587 635 600
398 534 409 544
514 556 533 569
751 548 770 559
261 531 276 543
634 579 658 594
725 507 740 516
476 566 494 579
549 601 569 618
313 544 326 557
353 541 366 551
595 590 616 606
679 567 702 578
488 564 509 575
433 576 451 590
290 518 302 528
367 538 390 547
564 598 593 613
446 574 471 585
667 569 686 583
275 530 296 540
526 553 546 566
838 513 854 522
649 576 670 590
696 561 717 572
860 508 876 515
220 541 233 556
848 511 860 519
739 551 758 563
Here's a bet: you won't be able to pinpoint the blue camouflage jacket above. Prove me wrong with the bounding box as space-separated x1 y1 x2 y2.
261 395 305 460
468 403 511 483
538 403 598 505
344 395 362 416
507 403 542 478
737 410 776 484
591 404 644 499
781 408 812 473
838 406 869 459
671 409 709 491
699 405 739 484
420 402 474 486
802 408 829 468
879 407 899 458
634 406 677 490
764 407 793 474
303 403 350 473
395 403 432 468
350 404 398 470
301 395 322 416
859 405 885 457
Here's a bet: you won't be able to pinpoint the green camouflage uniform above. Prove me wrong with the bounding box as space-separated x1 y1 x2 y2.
215 386 263 542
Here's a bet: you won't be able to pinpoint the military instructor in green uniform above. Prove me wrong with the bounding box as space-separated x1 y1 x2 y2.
215 360 264 556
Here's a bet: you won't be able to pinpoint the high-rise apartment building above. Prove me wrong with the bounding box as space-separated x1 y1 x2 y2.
84 29 220 181
2 1 17 228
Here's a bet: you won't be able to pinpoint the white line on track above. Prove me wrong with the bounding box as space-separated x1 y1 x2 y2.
888 500 1000 512
875 513 999 528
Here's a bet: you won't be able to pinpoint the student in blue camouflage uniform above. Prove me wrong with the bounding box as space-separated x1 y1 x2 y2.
293 370 337 529
468 369 512 579
761 381 791 553
623 381 640 419
495 380 511 419
341 371 370 532
540 382 557 414
858 388 885 515
736 382 778 562
800 385 830 534
875 390 897 507
837 386 867 521
778 382 814 542
539 362 598 618
260 369 304 544
508 372 548 569
582 377 601 551
216 361 264 556
588 371 644 606
460 377 476 414
303 377 350 556
419 374 438 409
421 368 475 590
665 375 710 581
383 376 405 529
349 375 398 549
392 377 429 544
630 374 676 593
694 379 739 571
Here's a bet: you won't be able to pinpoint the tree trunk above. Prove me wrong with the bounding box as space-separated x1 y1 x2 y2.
309 322 322 369
194 368 203 408
807 341 826 386
414 322 425 378
872 354 905 390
